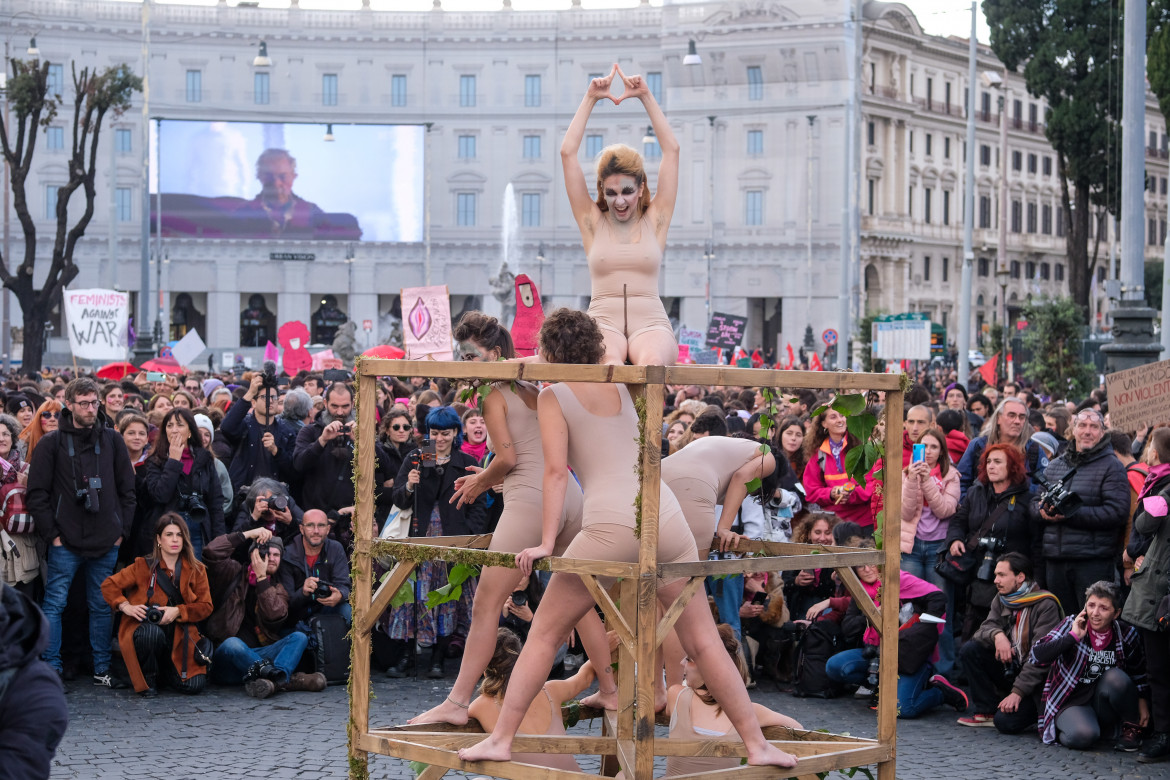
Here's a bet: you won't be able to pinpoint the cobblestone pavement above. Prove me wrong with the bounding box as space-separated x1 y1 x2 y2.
52 670 1157 780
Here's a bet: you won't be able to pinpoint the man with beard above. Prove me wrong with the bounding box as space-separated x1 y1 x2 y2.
27 378 137 685
956 397 1048 501
291 383 394 545
220 372 298 498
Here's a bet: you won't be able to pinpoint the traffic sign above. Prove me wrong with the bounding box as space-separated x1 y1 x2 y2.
822 328 838 346
362 319 373 331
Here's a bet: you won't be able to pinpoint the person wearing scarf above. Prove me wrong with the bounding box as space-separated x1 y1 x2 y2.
958 551 1062 730
460 408 489 464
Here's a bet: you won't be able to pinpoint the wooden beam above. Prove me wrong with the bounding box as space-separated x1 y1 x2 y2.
616 578 637 762
366 541 638 579
348 371 378 777
580 574 634 651
663 744 891 780
415 765 449 780
358 359 648 385
357 560 417 637
834 565 882 638
385 533 494 549
721 539 876 557
658 550 882 579
360 734 602 780
656 576 704 649
664 366 905 392
877 386 904 780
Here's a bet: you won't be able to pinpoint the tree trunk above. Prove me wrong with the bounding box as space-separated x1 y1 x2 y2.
18 296 48 373
1064 180 1093 318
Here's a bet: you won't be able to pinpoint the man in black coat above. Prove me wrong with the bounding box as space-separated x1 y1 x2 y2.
27 377 136 684
278 509 352 629
219 373 298 499
1034 409 1130 614
0 582 68 779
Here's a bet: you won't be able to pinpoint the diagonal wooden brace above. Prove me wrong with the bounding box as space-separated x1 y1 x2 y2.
357 560 418 637
655 576 704 649
834 565 882 638
580 574 634 651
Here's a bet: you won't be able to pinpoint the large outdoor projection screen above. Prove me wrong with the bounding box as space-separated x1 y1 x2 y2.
151 120 424 242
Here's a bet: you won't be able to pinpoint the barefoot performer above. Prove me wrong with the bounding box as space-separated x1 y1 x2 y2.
409 312 616 726
563 64 679 367
456 310 797 769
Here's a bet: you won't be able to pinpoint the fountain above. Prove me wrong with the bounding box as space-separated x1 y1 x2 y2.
486 183 518 324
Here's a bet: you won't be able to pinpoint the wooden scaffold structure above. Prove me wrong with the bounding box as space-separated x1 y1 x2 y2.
347 360 907 780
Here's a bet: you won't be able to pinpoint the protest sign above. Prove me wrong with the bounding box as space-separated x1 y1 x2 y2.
678 327 704 349
63 289 130 361
692 347 719 365
170 329 206 367
705 312 747 350
1107 359 1170 433
402 285 453 361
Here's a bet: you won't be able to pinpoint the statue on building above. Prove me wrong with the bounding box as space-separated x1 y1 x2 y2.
332 320 358 366
489 262 517 327
311 294 347 344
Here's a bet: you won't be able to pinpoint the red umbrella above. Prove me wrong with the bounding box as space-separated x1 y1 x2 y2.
362 344 406 360
139 356 184 374
96 361 138 380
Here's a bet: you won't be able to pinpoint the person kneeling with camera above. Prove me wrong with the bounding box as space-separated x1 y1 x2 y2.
957 552 1062 730
232 478 304 546
100 513 213 697
203 526 324 699
278 509 351 629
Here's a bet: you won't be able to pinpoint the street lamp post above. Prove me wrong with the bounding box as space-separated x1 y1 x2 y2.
996 266 1010 381
805 115 817 357
706 115 715 328
132 0 154 364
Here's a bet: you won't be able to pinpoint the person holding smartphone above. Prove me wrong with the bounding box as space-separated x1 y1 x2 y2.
1030 581 1150 750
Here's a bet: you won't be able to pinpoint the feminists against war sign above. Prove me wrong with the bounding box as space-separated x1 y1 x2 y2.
63 289 130 360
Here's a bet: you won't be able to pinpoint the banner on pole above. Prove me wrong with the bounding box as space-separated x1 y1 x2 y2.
401 285 453 361
63 289 130 361
1107 359 1170 433
170 329 207 367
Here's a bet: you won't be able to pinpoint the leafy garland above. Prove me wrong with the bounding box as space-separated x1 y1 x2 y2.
810 392 886 548
632 392 647 538
745 387 778 494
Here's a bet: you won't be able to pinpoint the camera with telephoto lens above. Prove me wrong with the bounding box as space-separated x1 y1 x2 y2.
267 494 288 512
510 590 528 607
312 580 333 600
1037 467 1083 517
249 539 271 559
144 604 165 624
75 477 101 513
975 535 1006 581
179 492 207 515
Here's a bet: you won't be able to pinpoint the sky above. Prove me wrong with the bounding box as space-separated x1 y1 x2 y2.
139 0 994 44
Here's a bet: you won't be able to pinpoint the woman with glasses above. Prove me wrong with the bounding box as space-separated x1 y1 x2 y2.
386 406 488 679
18 400 62 462
378 409 415 486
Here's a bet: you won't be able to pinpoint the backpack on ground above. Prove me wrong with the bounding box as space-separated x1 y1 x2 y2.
791 619 844 698
309 613 350 685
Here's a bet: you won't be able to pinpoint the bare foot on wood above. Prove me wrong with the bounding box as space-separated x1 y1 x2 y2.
581 687 619 712
746 743 799 768
457 734 513 764
407 696 471 726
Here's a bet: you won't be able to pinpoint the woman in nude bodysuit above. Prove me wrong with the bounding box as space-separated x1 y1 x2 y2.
561 64 679 367
408 312 616 726
456 310 796 770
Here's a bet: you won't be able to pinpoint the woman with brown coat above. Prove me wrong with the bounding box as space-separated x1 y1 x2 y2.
101 512 213 696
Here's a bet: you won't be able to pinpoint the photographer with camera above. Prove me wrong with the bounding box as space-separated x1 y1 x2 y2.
1034 409 1129 615
956 552 1062 730
499 572 541 642
219 368 298 499
100 513 213 696
231 477 303 546
202 526 325 699
945 444 1041 637
277 509 351 629
29 377 137 685
141 409 225 561
293 383 395 546
1120 427 1170 763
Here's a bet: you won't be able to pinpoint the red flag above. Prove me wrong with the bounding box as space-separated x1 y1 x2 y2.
785 343 796 369
978 353 999 387
810 353 824 371
751 349 764 368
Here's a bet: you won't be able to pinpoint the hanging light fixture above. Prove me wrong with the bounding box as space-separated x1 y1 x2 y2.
27 37 40 58
642 125 656 145
683 39 701 67
323 123 335 142
252 41 272 68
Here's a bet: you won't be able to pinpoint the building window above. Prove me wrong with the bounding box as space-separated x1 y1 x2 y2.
926 77 933 108
47 64 64 97
186 70 202 103
522 135 541 159
45 126 64 151
979 195 991 228
925 133 932 156
1042 204 1053 234
923 256 931 281
943 190 951 225
460 75 476 107
1055 263 1065 281
978 257 990 277
646 72 663 103
644 139 661 160
45 185 60 219
747 66 763 101
322 74 338 106
115 128 132 154
942 256 949 282
867 179 875 215
1012 150 1022 171
1043 156 1052 176
867 120 875 146
909 132 914 154
1152 218 1159 246
115 187 133 222
391 74 407 107
944 137 951 159
254 72 270 105
1040 262 1050 280
908 185 914 218
585 134 604 159
924 187 932 224
1056 207 1065 237
1026 261 1036 278
745 190 764 226
456 192 477 226
1163 220 1168 245
1011 260 1021 278
1013 98 1022 126
521 193 540 227
1028 153 1037 174
747 130 763 156
524 74 541 107
1027 202 1038 233
1029 103 1039 131
457 135 476 159
980 145 991 166
945 82 952 112
981 91 991 120
1163 177 1168 196
1011 200 1022 233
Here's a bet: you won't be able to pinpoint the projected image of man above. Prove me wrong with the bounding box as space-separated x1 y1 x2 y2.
240 149 325 236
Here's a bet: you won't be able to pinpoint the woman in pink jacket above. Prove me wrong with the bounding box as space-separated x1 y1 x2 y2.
801 407 877 530
900 428 960 585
